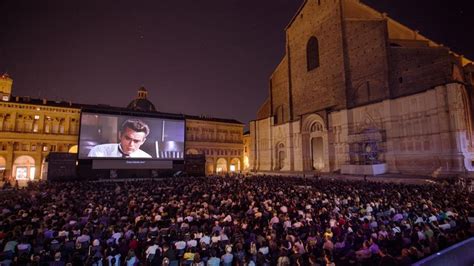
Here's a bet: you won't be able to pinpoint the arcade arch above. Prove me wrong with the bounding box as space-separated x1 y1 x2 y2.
230 158 241 172
243 156 249 171
0 156 6 179
69 145 78 153
186 148 200 155
216 158 227 174
13 155 35 181
206 158 215 175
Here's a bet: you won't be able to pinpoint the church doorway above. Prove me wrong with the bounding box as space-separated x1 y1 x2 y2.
311 137 324 170
216 158 227 174
302 115 329 172
276 143 286 170
13 155 35 181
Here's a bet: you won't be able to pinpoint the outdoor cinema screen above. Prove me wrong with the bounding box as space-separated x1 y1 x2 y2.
78 112 185 160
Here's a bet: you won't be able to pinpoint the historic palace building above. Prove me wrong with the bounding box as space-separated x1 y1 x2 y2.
0 74 81 182
0 74 243 181
185 117 244 175
250 0 474 176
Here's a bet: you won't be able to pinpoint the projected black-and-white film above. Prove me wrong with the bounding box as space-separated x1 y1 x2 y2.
78 112 185 160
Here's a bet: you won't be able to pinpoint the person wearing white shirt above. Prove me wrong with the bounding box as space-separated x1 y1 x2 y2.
200 234 211 245
187 239 197 248
175 240 186 251
88 119 152 158
111 232 122 245
146 242 160 262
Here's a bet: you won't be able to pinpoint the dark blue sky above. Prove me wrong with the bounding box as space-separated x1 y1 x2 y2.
0 0 472 125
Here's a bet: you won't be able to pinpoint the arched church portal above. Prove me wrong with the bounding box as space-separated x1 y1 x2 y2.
302 114 330 172
275 143 286 170
311 137 324 170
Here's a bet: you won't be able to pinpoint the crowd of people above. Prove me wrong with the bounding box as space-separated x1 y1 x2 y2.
0 175 472 265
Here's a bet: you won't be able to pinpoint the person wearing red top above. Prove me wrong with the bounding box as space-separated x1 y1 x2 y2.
128 237 138 251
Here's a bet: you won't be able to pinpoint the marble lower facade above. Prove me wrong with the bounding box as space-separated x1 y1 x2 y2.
250 83 474 176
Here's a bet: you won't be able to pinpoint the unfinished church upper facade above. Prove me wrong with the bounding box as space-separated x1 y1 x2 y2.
250 0 474 176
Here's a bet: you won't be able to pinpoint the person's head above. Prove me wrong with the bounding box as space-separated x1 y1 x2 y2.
119 119 150 155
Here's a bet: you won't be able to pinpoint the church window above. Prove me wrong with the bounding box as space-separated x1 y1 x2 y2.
307 36 320 71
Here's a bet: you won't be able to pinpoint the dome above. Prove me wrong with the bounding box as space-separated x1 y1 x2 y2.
126 87 157 112
127 98 157 112
1 73 11 80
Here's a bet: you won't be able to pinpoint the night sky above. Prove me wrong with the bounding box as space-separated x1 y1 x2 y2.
1 0 472 125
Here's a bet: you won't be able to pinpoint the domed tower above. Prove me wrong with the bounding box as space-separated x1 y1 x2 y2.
126 86 157 112
0 73 13 101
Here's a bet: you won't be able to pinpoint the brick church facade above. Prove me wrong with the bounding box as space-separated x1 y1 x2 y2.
250 0 474 176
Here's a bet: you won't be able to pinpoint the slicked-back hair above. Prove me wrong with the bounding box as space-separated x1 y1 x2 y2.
120 119 150 137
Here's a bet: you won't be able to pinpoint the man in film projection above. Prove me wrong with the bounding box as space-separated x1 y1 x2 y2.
88 119 152 158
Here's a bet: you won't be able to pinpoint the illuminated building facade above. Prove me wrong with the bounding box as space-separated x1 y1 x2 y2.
0 74 80 182
184 117 244 175
250 0 474 176
242 131 251 171
0 76 243 182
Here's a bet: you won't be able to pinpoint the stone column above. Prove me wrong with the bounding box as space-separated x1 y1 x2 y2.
5 142 14 183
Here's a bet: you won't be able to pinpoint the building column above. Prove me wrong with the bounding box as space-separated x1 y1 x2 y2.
65 116 71 134
5 142 14 183
33 153 43 181
239 157 243 172
214 156 218 174
38 115 45 133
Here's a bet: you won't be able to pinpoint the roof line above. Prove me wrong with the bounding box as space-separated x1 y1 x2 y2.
284 0 308 31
